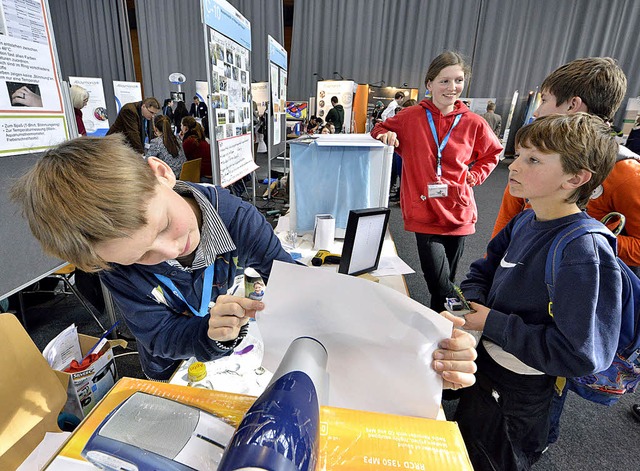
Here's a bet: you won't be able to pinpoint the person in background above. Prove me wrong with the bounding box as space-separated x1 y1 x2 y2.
306 115 323 134
325 96 344 133
70 85 89 136
173 100 190 136
625 115 640 154
189 96 208 119
370 100 384 128
106 97 160 154
371 51 502 312
482 101 502 137
456 113 621 470
382 91 406 121
162 98 174 123
389 99 419 202
489 56 640 445
181 116 212 182
146 114 186 178
320 123 335 134
11 134 479 386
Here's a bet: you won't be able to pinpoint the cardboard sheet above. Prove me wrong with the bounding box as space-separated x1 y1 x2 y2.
0 314 67 470
259 261 452 418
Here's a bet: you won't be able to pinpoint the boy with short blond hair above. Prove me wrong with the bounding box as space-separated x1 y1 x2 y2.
12 134 479 387
12 134 292 380
455 113 622 470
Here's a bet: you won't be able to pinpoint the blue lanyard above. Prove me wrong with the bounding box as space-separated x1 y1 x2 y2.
426 109 462 180
154 264 215 317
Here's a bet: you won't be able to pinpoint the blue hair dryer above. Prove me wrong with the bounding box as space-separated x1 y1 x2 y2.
218 336 328 471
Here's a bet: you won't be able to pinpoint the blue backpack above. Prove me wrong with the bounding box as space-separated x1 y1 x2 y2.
543 216 640 405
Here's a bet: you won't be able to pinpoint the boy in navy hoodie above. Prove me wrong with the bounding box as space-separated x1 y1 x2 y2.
455 113 622 470
11 134 478 387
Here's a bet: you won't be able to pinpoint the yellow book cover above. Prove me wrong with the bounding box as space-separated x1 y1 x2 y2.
51 377 472 470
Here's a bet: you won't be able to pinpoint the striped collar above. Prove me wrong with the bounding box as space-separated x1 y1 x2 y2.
167 182 236 270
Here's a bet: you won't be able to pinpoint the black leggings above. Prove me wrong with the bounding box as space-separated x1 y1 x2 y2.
415 233 465 311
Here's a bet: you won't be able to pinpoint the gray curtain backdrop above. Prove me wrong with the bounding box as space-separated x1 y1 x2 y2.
134 0 283 103
49 0 135 126
289 0 640 128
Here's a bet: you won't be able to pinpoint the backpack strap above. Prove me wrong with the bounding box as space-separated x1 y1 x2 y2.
544 218 616 314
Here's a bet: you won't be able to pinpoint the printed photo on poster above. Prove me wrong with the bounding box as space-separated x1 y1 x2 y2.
6 82 42 107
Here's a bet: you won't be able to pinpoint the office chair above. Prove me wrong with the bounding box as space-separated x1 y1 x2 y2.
179 159 201 183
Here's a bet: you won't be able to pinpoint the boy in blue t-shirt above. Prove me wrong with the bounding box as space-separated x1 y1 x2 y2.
455 113 622 470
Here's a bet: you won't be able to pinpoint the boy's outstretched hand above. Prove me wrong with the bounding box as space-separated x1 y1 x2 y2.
463 302 490 332
433 311 478 390
207 295 264 342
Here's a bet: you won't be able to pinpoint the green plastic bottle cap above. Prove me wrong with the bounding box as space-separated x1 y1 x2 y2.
188 361 207 382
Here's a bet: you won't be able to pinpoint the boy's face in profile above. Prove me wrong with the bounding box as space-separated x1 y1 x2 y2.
94 159 201 266
534 90 568 118
508 145 571 203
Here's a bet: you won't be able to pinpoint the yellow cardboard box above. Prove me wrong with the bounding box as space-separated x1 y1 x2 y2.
48 378 473 470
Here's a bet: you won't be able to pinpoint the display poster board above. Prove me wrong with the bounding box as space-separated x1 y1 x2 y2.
365 86 417 131
268 35 287 146
68 76 109 136
317 80 356 133
466 97 497 115
499 90 519 159
522 89 540 126
204 0 256 187
251 82 268 117
0 0 70 299
0 0 69 157
195 80 209 104
622 97 640 141
113 80 142 113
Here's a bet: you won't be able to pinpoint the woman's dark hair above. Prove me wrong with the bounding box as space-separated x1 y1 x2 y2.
153 114 180 157
181 116 205 142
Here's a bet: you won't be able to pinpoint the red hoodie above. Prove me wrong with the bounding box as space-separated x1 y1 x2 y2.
371 99 502 235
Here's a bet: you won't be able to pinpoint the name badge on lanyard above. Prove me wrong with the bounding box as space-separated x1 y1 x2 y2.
154 264 215 317
425 109 461 199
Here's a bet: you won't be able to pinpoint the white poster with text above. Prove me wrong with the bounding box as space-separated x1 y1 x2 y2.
69 76 110 136
113 80 142 112
0 0 68 156
217 134 257 187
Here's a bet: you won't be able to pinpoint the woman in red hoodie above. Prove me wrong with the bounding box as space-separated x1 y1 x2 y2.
181 116 212 182
371 51 502 311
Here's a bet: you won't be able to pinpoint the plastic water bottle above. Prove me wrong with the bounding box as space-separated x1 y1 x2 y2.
187 361 213 389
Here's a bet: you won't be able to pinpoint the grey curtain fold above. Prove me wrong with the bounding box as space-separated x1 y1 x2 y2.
134 0 207 104
289 0 480 101
471 0 640 127
134 0 283 104
289 0 640 128
49 0 135 126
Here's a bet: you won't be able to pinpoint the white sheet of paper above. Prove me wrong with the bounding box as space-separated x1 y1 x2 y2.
370 255 416 277
259 261 453 418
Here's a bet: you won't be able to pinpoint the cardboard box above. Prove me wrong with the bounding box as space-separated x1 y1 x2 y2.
0 313 126 470
59 334 125 419
47 378 473 470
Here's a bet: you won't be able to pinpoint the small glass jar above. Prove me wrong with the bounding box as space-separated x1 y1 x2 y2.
187 361 213 389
